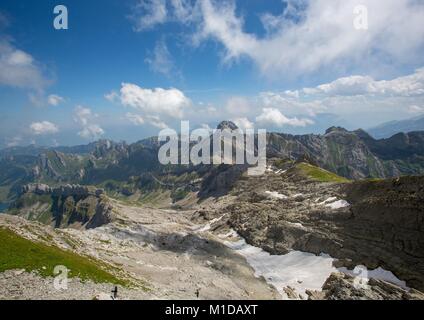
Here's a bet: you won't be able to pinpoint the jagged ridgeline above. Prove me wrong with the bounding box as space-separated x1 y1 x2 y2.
1 122 424 206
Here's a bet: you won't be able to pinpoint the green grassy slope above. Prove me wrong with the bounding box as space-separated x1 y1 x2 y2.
0 227 127 286
296 162 350 183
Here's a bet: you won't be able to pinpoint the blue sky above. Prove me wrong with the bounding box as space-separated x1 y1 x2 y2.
1 0 424 147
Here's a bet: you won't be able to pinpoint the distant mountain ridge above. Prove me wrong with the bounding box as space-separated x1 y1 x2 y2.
368 115 424 139
1 123 424 204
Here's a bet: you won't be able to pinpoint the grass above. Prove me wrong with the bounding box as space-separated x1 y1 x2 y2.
0 227 128 286
296 162 350 183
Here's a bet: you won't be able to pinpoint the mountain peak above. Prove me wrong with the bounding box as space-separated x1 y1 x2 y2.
325 126 349 135
217 121 238 131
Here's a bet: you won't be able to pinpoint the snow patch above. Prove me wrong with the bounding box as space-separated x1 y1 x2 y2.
325 200 350 209
265 191 288 200
338 265 409 290
318 197 350 209
224 232 409 300
225 236 338 299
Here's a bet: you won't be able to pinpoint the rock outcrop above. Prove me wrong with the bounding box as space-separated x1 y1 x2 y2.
307 273 424 300
211 161 424 292
11 184 113 229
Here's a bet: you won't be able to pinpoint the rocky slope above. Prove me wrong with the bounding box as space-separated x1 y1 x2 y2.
192 160 424 294
0 201 279 300
8 184 114 229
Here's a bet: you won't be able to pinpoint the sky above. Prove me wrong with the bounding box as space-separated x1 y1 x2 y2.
1 0 424 148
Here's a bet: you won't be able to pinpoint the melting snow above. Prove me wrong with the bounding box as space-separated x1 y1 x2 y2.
225 236 338 299
338 265 409 290
325 200 350 209
318 197 350 209
265 191 288 200
223 232 409 299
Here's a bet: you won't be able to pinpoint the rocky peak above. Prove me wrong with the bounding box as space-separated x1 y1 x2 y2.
325 126 349 135
217 121 238 131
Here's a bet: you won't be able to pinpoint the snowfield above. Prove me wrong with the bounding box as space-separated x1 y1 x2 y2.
224 232 409 299
224 236 338 299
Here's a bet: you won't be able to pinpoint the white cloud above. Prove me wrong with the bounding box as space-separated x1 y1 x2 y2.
256 108 314 127
29 121 59 135
146 115 168 129
136 0 424 77
115 83 191 118
5 136 22 147
225 96 251 115
105 90 118 102
408 105 424 115
233 117 254 130
47 94 64 106
78 125 105 139
301 68 424 97
131 0 195 31
126 112 145 125
200 0 424 75
0 39 49 90
73 106 105 139
74 106 93 126
145 40 176 77
132 0 168 31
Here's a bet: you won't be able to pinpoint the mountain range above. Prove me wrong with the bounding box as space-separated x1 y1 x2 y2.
368 115 424 139
1 122 424 206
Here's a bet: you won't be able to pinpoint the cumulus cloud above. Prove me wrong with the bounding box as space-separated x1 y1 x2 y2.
146 115 168 129
126 112 145 125
29 121 59 135
225 96 251 115
232 117 254 130
257 68 424 122
112 83 191 118
78 125 105 139
47 94 64 106
132 0 424 77
300 68 424 97
256 108 314 127
0 39 49 90
73 106 105 139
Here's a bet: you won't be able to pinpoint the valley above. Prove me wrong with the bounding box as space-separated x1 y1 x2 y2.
1 123 424 300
